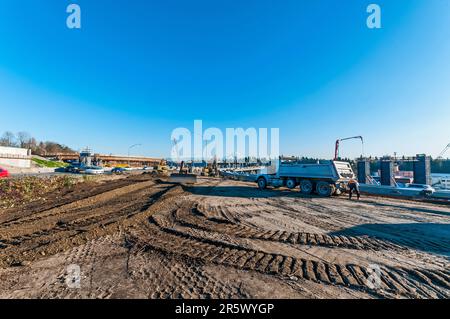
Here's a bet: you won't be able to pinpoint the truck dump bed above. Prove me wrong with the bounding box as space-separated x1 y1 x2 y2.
277 161 354 182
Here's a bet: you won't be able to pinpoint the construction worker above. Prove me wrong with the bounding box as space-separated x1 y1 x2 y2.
348 178 361 200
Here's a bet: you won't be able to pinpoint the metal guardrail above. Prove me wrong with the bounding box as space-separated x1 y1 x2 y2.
0 153 31 160
42 153 161 162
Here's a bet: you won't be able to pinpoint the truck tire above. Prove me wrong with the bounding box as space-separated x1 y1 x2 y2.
257 177 267 190
316 181 333 197
286 179 296 189
300 179 313 194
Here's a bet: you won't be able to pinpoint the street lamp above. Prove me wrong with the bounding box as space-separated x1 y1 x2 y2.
128 144 142 167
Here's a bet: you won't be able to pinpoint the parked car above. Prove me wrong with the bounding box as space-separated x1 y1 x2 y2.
0 167 9 178
111 167 126 175
84 166 105 175
405 183 435 195
64 164 82 174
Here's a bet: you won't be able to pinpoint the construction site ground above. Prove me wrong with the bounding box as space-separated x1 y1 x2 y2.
0 175 449 299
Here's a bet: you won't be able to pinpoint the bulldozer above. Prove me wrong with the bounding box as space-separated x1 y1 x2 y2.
152 160 170 177
201 159 219 177
169 161 197 184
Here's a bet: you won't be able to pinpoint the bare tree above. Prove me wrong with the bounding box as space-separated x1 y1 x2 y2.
38 141 46 155
0 131 75 154
0 131 16 147
28 137 38 153
17 131 31 148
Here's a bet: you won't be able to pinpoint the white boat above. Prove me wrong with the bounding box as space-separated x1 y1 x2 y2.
431 174 450 190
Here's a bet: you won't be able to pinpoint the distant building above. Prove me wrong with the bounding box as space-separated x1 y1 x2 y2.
0 146 31 168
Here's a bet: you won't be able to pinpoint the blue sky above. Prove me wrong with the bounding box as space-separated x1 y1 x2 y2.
0 0 449 158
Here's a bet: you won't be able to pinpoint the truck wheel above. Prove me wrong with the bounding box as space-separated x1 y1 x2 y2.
257 177 267 190
286 179 296 189
316 181 333 197
300 179 313 194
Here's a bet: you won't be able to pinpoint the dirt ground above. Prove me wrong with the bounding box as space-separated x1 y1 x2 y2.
0 175 449 299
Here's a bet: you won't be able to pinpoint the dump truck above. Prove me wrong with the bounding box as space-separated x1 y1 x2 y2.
255 159 355 197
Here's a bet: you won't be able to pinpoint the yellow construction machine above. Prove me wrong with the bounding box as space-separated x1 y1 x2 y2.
152 160 170 177
169 161 197 184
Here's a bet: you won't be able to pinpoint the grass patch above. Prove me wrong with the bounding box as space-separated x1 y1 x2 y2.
0 176 77 209
32 157 69 168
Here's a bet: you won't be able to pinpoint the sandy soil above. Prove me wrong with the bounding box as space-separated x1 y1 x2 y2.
0 176 449 299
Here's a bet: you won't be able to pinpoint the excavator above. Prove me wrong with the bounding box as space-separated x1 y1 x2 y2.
334 136 364 160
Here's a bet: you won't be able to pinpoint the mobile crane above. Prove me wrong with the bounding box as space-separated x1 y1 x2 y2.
437 143 450 159
334 136 364 160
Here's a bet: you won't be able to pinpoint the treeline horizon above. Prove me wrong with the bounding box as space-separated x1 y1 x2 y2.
0 131 75 155
1 131 449 173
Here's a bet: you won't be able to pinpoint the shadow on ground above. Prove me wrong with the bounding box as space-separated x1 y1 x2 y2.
330 223 450 256
363 200 450 217
184 185 318 199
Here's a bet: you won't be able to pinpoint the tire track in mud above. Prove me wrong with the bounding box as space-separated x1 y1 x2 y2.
170 203 403 252
189 199 450 256
250 198 450 255
40 239 101 299
0 182 178 268
0 182 157 244
131 215 450 299
2 177 449 299
0 180 156 230
0 176 153 225
125 187 450 300
167 187 449 298
130 251 249 299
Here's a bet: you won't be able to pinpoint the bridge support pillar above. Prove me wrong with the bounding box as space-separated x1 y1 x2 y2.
413 154 431 185
357 159 371 184
380 159 395 186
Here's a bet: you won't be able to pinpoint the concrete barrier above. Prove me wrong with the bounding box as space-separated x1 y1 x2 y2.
0 146 31 168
